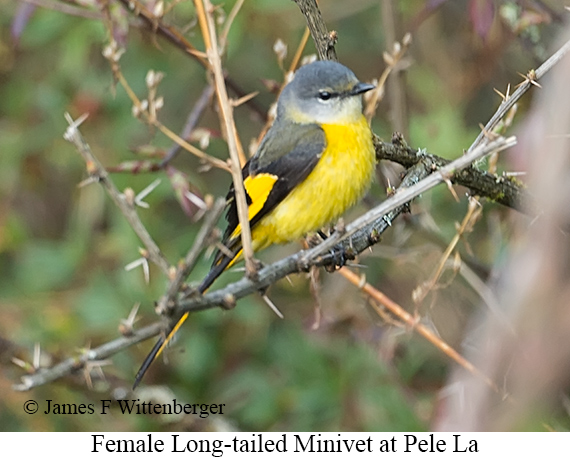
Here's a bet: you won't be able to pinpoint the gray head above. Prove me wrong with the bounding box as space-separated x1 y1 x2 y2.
277 60 374 125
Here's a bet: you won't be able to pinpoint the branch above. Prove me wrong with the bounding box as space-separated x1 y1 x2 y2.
293 0 338 61
339 268 499 393
160 84 215 167
157 197 226 314
13 322 163 391
194 0 256 276
374 134 529 211
63 113 171 276
12 134 518 389
470 37 570 152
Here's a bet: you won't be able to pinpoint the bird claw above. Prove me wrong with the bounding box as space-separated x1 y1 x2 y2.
324 245 354 272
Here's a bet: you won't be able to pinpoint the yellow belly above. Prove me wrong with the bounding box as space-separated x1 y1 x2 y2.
251 116 375 251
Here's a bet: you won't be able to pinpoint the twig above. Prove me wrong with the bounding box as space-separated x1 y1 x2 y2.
364 34 412 122
339 268 499 392
255 27 313 147
160 84 215 167
470 37 570 152
111 70 230 172
116 0 208 67
13 322 163 391
375 134 528 211
293 0 338 61
219 0 245 52
412 197 482 305
194 0 256 277
156 197 226 315
289 27 311 73
379 0 409 137
63 113 171 276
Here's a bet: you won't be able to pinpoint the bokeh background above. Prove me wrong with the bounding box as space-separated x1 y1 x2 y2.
1 0 569 432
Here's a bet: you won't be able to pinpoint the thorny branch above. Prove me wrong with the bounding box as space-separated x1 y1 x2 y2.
62 113 171 276
374 135 528 211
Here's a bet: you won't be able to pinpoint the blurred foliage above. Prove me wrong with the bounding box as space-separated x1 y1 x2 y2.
0 0 568 432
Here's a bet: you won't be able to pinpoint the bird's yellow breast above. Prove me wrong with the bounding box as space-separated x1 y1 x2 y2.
251 115 375 251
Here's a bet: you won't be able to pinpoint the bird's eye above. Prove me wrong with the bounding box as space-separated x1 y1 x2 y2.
318 91 332 101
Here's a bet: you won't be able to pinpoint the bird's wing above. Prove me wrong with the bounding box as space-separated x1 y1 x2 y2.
213 121 326 264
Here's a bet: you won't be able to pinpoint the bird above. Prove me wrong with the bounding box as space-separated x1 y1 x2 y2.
133 60 376 388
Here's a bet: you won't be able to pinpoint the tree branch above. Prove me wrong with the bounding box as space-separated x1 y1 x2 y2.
293 0 338 61
13 322 163 391
63 113 171 276
374 134 529 211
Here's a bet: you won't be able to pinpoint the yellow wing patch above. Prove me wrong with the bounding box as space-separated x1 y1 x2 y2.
230 172 279 239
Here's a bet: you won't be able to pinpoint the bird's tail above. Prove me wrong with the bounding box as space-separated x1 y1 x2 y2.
132 249 240 389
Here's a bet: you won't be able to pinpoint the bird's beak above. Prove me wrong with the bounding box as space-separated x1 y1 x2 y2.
350 82 375 96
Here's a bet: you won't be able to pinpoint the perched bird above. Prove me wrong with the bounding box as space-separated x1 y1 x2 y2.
134 60 376 388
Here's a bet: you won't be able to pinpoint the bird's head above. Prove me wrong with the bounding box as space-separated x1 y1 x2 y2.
277 60 374 125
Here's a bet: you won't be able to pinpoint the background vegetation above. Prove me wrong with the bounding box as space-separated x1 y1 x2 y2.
1 0 568 432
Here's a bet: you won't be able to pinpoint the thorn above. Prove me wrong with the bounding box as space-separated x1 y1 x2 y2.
444 178 460 202
124 257 150 284
344 263 368 269
231 91 259 108
502 171 526 177
77 176 99 188
119 303 140 336
83 359 112 390
493 83 512 102
261 294 284 319
516 70 542 89
63 112 89 142
11 357 29 370
184 191 207 210
135 179 161 208
467 195 482 208
33 343 41 370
